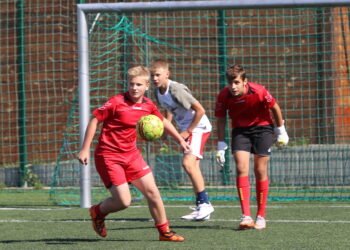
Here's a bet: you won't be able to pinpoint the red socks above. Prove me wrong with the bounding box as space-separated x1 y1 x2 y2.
256 179 269 218
237 177 269 218
95 203 108 218
155 221 170 234
236 176 251 216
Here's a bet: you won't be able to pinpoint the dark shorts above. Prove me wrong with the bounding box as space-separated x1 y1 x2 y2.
231 125 274 156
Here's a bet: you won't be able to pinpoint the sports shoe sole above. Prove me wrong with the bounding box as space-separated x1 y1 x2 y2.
159 232 185 242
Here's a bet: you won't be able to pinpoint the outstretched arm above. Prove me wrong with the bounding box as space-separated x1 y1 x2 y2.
165 110 173 122
77 117 99 165
163 118 191 152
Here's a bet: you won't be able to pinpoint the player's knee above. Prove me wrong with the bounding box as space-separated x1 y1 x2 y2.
145 189 161 202
111 196 131 210
182 162 192 172
119 199 131 209
182 158 196 172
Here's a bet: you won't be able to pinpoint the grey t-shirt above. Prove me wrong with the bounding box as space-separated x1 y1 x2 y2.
155 80 212 132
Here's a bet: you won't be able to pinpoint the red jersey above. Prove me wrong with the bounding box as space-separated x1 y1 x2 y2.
215 82 276 128
93 92 163 153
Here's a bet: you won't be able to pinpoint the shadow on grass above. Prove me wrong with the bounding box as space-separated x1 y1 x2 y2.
171 224 240 231
107 220 239 232
0 238 145 245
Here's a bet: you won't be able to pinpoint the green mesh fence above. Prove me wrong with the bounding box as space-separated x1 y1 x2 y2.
0 1 78 188
1 1 350 205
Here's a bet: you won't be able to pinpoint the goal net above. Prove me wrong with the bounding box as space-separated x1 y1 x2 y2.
51 1 350 206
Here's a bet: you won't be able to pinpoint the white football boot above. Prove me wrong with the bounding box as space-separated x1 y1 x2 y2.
254 215 266 230
195 202 214 221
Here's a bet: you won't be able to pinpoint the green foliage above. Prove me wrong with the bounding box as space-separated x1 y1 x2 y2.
288 137 310 146
24 168 43 189
158 143 179 155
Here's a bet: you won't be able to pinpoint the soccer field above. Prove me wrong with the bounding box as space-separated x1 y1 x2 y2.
1 191 349 249
1 1 350 249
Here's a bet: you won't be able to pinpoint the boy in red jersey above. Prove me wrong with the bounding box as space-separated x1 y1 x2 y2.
215 64 289 230
78 66 190 242
150 59 214 221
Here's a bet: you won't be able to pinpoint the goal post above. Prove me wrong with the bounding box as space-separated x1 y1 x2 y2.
73 0 350 207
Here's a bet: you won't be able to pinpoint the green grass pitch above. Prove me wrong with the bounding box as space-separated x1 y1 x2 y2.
0 191 350 249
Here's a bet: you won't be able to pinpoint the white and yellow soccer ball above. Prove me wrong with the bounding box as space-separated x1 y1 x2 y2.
137 114 164 141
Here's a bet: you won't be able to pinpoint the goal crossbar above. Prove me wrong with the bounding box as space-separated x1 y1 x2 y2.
78 0 350 13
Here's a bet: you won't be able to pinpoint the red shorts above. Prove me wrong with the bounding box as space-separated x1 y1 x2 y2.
185 131 211 159
94 150 151 188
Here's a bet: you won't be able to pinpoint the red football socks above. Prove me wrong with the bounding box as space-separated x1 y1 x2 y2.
155 221 170 234
256 179 269 218
236 176 251 216
95 203 108 218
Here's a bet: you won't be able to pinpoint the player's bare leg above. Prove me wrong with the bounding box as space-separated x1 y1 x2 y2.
181 154 214 221
132 173 184 242
104 184 132 213
182 154 205 193
253 155 269 180
132 173 167 223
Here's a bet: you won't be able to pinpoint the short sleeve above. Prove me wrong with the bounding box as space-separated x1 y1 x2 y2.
171 83 197 110
92 98 116 122
261 88 276 109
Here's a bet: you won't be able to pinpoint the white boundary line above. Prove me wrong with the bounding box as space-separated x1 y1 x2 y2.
1 205 350 224
1 204 350 211
0 208 72 211
1 219 350 224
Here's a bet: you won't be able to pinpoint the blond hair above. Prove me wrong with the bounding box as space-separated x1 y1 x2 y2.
127 66 150 82
150 59 169 72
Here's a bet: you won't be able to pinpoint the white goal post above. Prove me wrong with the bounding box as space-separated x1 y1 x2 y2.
77 0 350 208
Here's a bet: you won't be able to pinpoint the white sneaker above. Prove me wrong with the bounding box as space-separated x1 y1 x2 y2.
239 215 255 230
181 207 199 221
195 203 214 221
254 215 266 230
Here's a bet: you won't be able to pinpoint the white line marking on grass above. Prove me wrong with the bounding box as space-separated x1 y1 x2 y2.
0 220 86 223
211 219 350 223
1 205 348 212
0 208 72 211
155 205 350 209
1 219 350 224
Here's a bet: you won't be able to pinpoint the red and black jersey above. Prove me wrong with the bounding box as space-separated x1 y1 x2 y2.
93 92 163 153
215 82 276 128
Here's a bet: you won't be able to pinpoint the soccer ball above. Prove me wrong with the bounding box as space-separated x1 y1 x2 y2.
137 114 164 141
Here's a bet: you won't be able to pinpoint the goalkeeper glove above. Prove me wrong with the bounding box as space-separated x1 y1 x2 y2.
274 122 289 150
216 141 228 167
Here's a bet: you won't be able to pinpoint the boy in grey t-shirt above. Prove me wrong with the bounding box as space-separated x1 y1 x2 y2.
150 59 214 221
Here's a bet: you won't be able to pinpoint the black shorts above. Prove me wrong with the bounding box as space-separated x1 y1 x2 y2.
231 125 274 156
